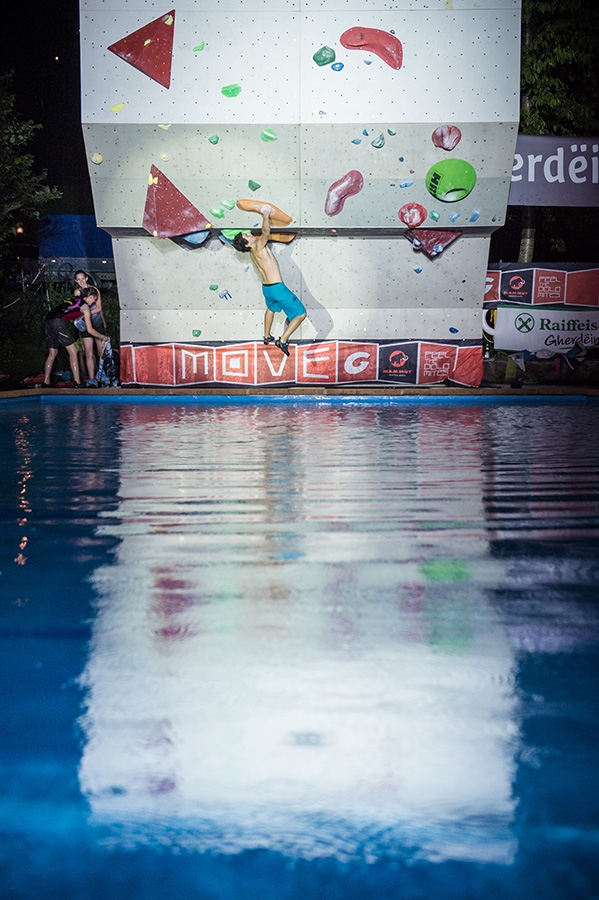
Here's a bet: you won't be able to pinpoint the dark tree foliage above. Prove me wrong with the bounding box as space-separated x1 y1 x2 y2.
521 0 599 136
493 0 599 262
0 71 61 258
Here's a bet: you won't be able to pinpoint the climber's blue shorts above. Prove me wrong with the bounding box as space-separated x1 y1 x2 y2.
262 282 306 319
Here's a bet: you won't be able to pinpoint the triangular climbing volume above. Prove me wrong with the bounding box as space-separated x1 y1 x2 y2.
142 166 212 238
108 10 176 89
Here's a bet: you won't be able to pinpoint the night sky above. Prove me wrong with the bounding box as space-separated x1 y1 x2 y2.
0 0 93 216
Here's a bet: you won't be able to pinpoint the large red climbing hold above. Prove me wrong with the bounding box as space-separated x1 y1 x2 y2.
108 10 176 89
143 166 212 238
324 170 364 217
339 27 403 70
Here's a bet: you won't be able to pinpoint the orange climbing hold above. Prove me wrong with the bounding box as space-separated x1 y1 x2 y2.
269 233 296 243
236 199 293 227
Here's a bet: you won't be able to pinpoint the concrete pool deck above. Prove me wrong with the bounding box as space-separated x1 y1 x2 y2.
2 384 599 401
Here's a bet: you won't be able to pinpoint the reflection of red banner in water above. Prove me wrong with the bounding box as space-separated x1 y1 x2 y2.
120 341 482 388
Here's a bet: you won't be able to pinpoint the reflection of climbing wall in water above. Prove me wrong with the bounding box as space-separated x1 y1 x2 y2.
78 405 517 863
80 0 521 386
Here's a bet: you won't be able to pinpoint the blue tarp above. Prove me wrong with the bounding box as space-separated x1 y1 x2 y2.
38 215 113 259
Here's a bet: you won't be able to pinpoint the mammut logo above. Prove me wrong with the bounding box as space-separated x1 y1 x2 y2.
389 350 409 368
509 275 526 291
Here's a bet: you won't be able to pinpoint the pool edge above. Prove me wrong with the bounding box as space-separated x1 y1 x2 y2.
1 386 598 405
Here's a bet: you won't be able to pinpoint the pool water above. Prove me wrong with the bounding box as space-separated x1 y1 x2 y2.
1 397 599 899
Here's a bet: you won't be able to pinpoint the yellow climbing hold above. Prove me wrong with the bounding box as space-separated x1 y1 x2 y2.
158 124 171 130
165 14 174 25
148 173 159 185
160 153 170 161
91 152 104 165
110 102 125 113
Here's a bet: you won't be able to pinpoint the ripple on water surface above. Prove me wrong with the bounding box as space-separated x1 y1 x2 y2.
2 400 599 887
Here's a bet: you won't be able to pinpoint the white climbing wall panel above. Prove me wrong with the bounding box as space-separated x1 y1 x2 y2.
79 0 521 379
114 233 489 342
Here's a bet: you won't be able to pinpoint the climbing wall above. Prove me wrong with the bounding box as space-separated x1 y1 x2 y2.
80 0 521 387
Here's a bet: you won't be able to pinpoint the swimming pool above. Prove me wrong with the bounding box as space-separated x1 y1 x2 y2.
2 396 599 899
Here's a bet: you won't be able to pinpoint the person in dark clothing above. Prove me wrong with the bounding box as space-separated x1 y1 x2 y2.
42 299 84 386
75 287 109 385
73 278 107 382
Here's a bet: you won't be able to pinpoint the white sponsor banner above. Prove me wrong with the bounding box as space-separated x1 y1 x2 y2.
509 135 599 207
493 305 599 352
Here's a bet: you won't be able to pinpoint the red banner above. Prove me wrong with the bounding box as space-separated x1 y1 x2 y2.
485 263 599 307
120 340 482 388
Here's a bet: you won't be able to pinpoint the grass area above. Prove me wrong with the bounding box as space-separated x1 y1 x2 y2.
0 283 120 388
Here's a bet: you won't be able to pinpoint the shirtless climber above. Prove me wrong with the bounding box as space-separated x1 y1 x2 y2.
232 206 306 356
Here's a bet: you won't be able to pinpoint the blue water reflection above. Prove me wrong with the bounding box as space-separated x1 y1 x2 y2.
1 399 599 898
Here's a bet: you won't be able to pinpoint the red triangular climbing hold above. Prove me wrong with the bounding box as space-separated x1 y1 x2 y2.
143 166 212 238
108 10 176 89
403 229 461 259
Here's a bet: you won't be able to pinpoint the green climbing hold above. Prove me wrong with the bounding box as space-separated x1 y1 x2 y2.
192 329 202 337
193 42 205 52
419 559 470 582
248 180 261 192
429 210 441 221
371 134 385 149
387 129 397 136
222 229 246 240
221 83 242 98
208 135 219 144
209 284 218 291
260 129 277 142
313 46 336 66
221 199 235 210
425 158 477 202
210 208 225 218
